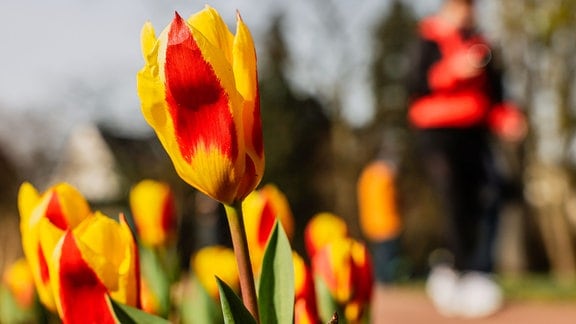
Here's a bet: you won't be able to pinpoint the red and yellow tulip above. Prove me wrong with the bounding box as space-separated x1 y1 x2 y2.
242 184 294 274
311 238 373 322
18 182 92 312
192 245 239 300
304 212 348 259
18 182 140 322
136 5 264 205
129 179 177 247
50 213 140 322
293 252 319 324
2 258 36 309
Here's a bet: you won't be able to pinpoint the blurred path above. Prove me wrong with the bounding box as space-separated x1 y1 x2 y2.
370 285 576 324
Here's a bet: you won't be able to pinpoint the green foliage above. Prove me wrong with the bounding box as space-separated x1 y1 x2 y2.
258 222 295 324
314 275 341 323
140 246 172 317
180 276 223 324
217 278 257 324
0 284 39 323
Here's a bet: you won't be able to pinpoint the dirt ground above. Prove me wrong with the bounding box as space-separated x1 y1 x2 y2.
370 285 576 324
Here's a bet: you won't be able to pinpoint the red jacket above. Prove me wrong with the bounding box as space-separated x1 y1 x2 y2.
408 16 495 129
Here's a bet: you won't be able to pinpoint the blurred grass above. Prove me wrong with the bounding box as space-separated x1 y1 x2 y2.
500 275 576 302
394 274 576 302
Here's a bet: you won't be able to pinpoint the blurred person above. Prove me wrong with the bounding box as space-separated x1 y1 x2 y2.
406 0 525 318
357 159 402 285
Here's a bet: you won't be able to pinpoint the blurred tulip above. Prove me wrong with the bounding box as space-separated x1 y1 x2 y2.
130 179 177 247
304 212 348 259
243 184 294 274
293 252 319 324
50 213 140 322
2 258 35 309
312 238 373 322
136 5 264 205
18 182 92 312
192 245 239 300
357 160 402 241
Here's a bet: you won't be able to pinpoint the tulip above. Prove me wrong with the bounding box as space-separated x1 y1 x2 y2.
50 213 140 322
312 238 373 323
304 212 348 259
136 5 264 205
18 182 92 312
2 258 36 309
129 179 177 247
242 184 294 274
192 245 239 299
138 6 263 318
357 160 402 241
293 252 319 324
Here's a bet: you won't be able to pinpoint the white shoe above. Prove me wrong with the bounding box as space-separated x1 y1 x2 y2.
456 272 503 318
425 265 459 317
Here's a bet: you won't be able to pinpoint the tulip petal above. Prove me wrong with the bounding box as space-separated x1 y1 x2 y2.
192 246 239 299
141 21 157 64
19 183 58 311
130 180 176 247
233 12 263 157
164 13 238 163
72 214 124 292
258 201 276 247
304 213 348 258
114 214 141 308
187 5 234 63
56 231 118 324
234 13 264 197
51 184 92 229
18 182 40 225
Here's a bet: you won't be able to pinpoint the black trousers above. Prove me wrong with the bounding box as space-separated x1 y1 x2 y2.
415 127 500 273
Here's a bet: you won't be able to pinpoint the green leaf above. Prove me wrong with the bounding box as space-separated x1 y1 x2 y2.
139 246 172 317
314 275 341 322
181 275 223 324
110 298 170 324
217 277 257 324
258 222 295 324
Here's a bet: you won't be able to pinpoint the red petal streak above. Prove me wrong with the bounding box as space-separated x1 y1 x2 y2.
59 232 116 324
46 193 67 230
165 13 237 163
258 200 276 248
161 191 176 235
38 245 50 284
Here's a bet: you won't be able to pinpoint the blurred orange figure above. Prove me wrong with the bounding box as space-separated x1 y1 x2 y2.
357 160 402 242
357 159 402 284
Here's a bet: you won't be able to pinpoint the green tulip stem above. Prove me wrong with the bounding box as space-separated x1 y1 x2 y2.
225 202 260 323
